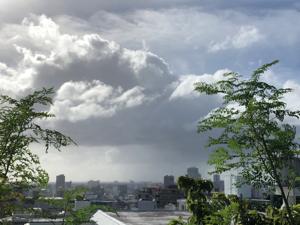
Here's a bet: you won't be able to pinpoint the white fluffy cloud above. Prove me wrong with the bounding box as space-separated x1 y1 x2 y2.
0 15 173 122
0 62 36 96
283 80 300 112
208 26 263 52
50 80 148 122
170 69 231 100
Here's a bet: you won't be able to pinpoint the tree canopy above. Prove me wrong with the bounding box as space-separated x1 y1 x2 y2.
0 88 75 216
195 60 300 224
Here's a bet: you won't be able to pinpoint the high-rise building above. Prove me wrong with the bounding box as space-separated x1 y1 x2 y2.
187 167 201 179
164 175 175 188
213 174 220 183
56 174 65 197
225 175 252 198
212 174 225 192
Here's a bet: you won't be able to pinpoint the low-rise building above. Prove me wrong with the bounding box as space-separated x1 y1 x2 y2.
155 186 184 209
75 200 91 211
177 199 187 211
137 199 157 211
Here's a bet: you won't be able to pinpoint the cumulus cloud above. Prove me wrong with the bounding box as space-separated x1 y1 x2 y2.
0 14 173 98
0 62 36 96
283 80 300 112
79 7 300 79
50 80 149 122
208 26 263 52
170 69 231 100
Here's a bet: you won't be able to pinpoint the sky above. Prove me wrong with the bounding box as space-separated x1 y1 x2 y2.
1 0 300 182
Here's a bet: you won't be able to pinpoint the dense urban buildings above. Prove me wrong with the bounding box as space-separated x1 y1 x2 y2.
118 184 128 198
3 169 300 224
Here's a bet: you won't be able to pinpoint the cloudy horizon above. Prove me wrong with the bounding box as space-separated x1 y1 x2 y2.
1 0 300 182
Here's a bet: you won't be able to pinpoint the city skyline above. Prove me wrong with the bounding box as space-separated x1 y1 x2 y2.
48 165 211 183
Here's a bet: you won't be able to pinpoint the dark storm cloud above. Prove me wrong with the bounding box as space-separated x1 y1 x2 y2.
52 92 220 147
1 0 300 24
0 14 219 180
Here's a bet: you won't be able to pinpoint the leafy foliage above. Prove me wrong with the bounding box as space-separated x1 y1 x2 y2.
169 176 215 225
169 176 256 225
169 177 300 225
195 60 300 224
178 176 213 224
0 88 75 217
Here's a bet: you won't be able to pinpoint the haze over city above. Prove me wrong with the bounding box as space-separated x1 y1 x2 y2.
0 0 300 182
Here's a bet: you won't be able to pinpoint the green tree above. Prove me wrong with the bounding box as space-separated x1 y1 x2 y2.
0 88 75 217
169 176 252 225
195 60 299 224
169 176 213 225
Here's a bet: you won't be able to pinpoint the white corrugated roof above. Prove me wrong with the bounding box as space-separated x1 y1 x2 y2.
91 210 126 225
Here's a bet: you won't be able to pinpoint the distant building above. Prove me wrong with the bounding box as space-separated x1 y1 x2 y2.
112 185 119 197
187 167 201 179
136 187 158 201
55 174 65 197
75 200 91 211
225 175 252 198
65 181 72 190
118 184 128 197
137 199 157 211
164 175 175 188
136 187 158 211
212 174 225 192
155 186 184 208
128 180 136 194
85 192 98 200
276 158 300 205
88 180 100 189
177 199 187 211
87 180 104 199
135 186 184 209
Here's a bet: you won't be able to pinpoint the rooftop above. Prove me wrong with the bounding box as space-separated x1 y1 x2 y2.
92 210 190 225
